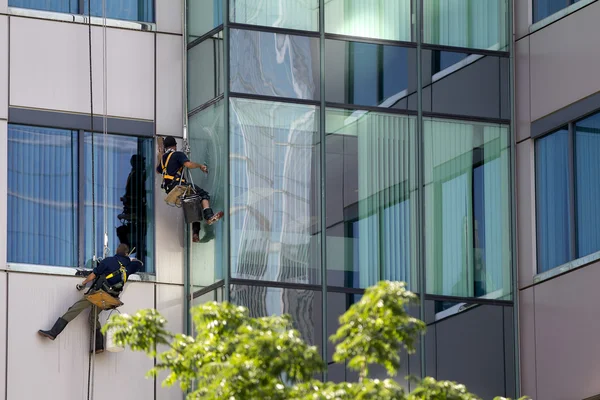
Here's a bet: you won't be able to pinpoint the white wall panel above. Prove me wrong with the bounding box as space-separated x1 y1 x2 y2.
93 282 155 400
156 284 185 399
156 34 183 136
514 0 531 40
0 121 5 270
0 16 7 119
156 0 183 34
91 27 154 121
0 272 6 400
7 273 91 399
515 37 530 143
517 140 536 288
0 0 6 14
10 17 91 114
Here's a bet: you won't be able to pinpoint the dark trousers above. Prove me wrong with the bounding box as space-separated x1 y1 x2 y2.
61 297 101 330
165 182 211 236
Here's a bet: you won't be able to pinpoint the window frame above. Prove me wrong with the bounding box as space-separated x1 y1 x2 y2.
532 0 578 24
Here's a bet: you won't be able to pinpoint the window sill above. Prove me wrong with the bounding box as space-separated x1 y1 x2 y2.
6 263 157 283
533 250 600 284
530 0 597 34
7 7 156 32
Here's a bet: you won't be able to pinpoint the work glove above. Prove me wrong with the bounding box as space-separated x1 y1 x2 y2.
76 284 86 291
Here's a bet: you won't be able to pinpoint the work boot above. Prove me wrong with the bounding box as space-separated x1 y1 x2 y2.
203 208 224 225
38 318 68 340
91 328 104 354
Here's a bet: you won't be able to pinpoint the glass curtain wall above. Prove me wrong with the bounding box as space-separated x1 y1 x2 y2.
186 0 514 396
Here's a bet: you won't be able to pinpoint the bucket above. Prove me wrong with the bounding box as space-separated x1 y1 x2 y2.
182 193 203 224
105 310 125 353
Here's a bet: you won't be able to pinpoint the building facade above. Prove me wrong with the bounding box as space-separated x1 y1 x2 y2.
0 0 522 399
516 1 600 399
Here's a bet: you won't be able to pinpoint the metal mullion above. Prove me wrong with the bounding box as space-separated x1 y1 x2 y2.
223 0 231 302
568 123 577 259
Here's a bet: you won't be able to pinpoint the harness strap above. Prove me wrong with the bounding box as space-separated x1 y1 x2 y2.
105 261 127 284
160 151 184 183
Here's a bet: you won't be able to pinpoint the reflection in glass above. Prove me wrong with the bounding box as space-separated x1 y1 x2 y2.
188 31 224 111
326 109 417 289
230 98 321 284
325 39 416 109
536 128 571 273
424 119 510 299
423 0 508 51
423 50 509 120
188 0 223 43
230 0 318 31
325 0 412 42
576 115 600 259
85 0 153 22
8 0 78 14
534 0 574 23
7 125 78 267
189 101 226 286
230 29 320 101
84 133 154 271
230 285 322 347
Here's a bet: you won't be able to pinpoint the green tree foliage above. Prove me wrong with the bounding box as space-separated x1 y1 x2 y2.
103 281 529 400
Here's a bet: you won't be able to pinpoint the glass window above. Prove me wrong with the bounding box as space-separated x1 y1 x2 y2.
535 128 572 273
575 115 600 259
230 0 318 31
188 31 224 111
422 50 509 120
230 97 321 284
189 101 226 287
230 29 320 101
8 125 78 267
325 108 417 290
534 0 576 23
325 0 412 42
423 0 508 51
9 0 154 23
424 118 511 299
325 39 416 110
8 124 154 271
188 0 223 43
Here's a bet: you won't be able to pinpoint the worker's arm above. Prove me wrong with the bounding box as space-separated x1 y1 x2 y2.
76 272 96 291
183 160 208 173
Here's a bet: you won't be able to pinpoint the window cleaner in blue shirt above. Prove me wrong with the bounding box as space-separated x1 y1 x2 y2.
37 244 142 354
156 136 224 243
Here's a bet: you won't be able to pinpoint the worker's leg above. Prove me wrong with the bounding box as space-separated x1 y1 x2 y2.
89 306 104 354
38 297 91 340
192 185 223 225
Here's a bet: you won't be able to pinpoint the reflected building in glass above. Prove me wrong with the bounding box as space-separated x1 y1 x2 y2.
187 0 515 397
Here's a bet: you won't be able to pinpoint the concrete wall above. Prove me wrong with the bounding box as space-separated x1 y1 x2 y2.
0 3 187 399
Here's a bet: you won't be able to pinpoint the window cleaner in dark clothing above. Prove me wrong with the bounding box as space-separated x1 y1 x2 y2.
38 244 142 354
156 136 223 243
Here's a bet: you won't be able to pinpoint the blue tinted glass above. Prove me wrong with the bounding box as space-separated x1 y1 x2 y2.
536 129 572 272
7 125 78 267
8 0 78 13
85 0 154 22
534 0 569 22
576 114 600 258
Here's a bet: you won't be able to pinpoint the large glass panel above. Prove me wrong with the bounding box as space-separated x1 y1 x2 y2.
422 50 509 120
7 125 78 267
325 39 416 110
188 31 224 111
575 115 600 259
326 109 417 289
534 0 572 23
189 101 226 286
8 0 78 14
423 0 508 51
536 129 571 273
424 118 511 299
230 98 321 284
230 0 318 31
325 0 412 42
84 133 154 271
188 0 223 43
230 285 323 348
85 0 154 22
230 29 320 101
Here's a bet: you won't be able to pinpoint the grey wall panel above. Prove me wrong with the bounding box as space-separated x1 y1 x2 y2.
93 282 155 400
156 34 183 136
0 272 6 400
0 0 6 14
530 1 600 121
514 1 531 40
155 138 185 284
0 121 5 270
7 273 92 399
156 0 183 34
0 16 7 120
519 287 537 400
91 26 154 122
10 17 91 114
516 139 536 288
534 264 600 400
516 37 530 143
156 284 185 400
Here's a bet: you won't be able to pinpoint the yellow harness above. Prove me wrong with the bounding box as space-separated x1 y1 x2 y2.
160 151 185 183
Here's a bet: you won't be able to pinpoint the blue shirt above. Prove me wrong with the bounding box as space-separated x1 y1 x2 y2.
93 254 142 286
156 150 189 183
